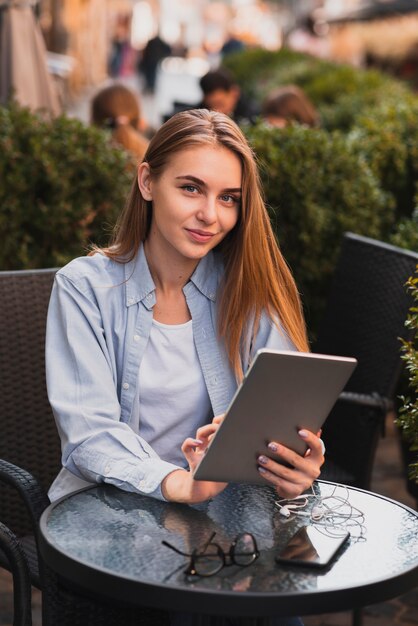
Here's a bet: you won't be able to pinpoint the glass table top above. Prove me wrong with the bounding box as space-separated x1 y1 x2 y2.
41 481 418 598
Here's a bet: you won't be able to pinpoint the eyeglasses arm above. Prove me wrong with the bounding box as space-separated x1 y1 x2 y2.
161 540 192 557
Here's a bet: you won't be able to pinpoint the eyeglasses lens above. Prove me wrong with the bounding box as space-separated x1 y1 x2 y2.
233 533 258 566
195 543 223 576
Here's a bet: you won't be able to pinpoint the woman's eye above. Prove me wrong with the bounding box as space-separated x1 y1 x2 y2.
181 185 198 193
220 194 240 205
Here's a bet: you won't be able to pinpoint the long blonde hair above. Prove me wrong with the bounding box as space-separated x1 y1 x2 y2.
100 109 308 375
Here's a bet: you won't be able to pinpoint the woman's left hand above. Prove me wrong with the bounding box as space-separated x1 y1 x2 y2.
257 429 325 499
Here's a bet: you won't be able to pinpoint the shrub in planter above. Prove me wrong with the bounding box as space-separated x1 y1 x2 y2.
397 268 418 484
224 47 409 131
245 122 393 335
306 68 409 132
0 102 135 270
348 99 418 221
222 47 304 99
390 211 418 252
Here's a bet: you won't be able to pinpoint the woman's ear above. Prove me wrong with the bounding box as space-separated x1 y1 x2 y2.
137 162 152 201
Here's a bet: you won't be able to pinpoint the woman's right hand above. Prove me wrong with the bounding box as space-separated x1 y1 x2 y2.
161 415 227 504
182 414 224 473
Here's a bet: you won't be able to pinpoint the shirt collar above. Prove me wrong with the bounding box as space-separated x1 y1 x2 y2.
124 245 223 307
188 250 221 302
124 245 156 308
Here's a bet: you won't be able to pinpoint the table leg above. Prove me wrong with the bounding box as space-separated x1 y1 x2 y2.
352 608 363 626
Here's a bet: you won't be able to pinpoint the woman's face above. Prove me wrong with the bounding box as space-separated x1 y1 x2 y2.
138 144 242 264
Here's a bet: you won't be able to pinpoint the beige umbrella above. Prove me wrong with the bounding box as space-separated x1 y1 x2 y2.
0 0 60 116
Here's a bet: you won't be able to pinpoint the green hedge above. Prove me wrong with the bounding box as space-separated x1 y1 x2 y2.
224 47 410 131
347 99 418 221
391 213 418 251
1 92 417 340
246 122 393 334
0 102 134 269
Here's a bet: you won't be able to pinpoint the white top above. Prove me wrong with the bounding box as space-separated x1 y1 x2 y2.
133 318 212 468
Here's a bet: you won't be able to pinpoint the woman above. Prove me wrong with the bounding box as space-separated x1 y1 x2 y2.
46 107 323 506
262 85 319 129
91 83 150 161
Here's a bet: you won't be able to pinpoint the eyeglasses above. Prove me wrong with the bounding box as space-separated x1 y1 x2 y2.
162 531 259 577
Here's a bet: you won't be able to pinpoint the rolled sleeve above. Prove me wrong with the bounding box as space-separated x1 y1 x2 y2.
71 445 182 500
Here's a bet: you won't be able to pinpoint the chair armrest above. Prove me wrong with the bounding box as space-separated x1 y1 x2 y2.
0 521 32 626
0 458 50 528
337 392 393 436
338 391 393 412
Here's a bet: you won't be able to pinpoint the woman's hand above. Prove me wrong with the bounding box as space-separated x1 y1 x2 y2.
161 415 227 504
181 414 224 473
257 429 325 499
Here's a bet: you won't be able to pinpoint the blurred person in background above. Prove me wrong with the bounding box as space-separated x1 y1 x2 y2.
199 67 259 124
261 85 319 128
138 33 172 93
91 84 150 162
109 15 133 77
221 30 246 57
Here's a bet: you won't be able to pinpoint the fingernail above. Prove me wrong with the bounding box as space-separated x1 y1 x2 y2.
192 439 203 445
258 466 267 474
298 430 308 438
258 455 268 465
268 442 278 452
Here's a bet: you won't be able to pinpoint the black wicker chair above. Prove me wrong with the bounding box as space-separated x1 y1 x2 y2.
0 269 169 626
314 233 418 490
0 521 32 626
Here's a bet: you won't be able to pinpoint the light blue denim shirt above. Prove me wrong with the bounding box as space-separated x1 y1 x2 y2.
46 245 294 502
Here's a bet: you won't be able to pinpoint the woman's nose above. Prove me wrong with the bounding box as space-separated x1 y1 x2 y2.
197 198 217 223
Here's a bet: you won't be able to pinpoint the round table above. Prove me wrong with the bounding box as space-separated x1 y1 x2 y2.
39 481 418 618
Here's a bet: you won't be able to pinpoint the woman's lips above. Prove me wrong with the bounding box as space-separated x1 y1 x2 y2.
186 229 216 243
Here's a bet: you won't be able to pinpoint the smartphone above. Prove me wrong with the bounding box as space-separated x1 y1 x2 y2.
275 525 350 568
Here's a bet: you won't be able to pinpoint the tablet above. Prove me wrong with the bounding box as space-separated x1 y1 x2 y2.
193 349 357 484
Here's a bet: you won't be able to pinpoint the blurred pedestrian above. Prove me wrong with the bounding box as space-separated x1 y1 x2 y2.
109 15 132 77
199 67 259 124
261 85 319 128
138 33 172 93
221 33 245 57
91 84 149 162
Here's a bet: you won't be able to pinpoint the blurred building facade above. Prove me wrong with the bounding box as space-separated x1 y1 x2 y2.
34 0 418 107
37 0 288 104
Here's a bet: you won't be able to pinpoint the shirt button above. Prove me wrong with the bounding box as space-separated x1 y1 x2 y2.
104 465 111 475
122 382 129 390
133 335 140 342
146 294 152 301
139 480 145 489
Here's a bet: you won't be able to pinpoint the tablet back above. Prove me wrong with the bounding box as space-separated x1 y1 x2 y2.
193 349 357 484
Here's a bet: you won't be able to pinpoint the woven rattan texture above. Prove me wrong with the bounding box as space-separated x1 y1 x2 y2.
315 234 418 396
0 269 60 536
0 522 32 626
315 233 418 488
